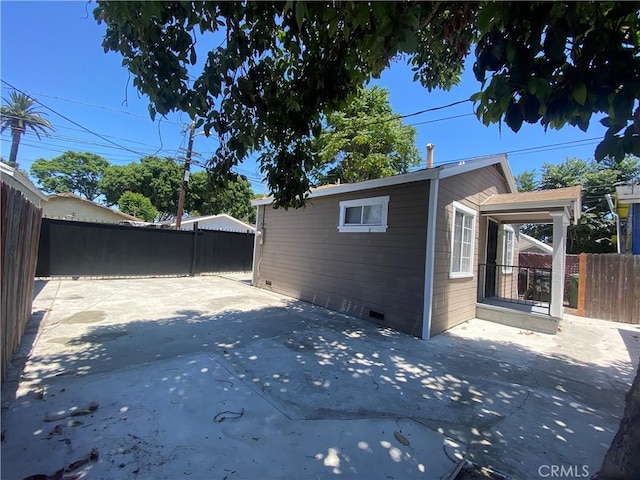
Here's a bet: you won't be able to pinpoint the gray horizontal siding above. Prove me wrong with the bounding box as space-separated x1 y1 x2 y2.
255 183 429 336
430 165 512 335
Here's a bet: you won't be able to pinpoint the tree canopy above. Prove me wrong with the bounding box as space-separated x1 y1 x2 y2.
100 156 254 221
1 91 54 169
517 156 640 253
95 1 640 208
188 172 255 223
313 85 421 185
31 151 109 201
100 156 182 218
117 191 157 222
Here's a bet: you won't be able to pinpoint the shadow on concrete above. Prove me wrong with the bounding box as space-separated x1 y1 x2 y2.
32 279 48 300
617 326 640 366
5 298 637 479
1 309 47 423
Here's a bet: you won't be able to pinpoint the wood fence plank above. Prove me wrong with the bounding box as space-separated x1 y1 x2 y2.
595 254 604 319
581 253 640 324
577 253 587 316
1 182 42 382
608 255 618 322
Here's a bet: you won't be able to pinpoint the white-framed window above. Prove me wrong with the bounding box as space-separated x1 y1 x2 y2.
450 201 476 277
502 225 515 273
338 195 389 233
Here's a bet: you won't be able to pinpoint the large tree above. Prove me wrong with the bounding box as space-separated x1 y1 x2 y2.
95 1 639 208
100 156 182 219
117 191 157 222
313 85 421 185
1 91 54 169
517 156 640 253
101 156 254 221
31 151 109 201
188 172 255 223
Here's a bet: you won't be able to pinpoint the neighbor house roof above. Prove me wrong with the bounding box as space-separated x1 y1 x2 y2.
46 193 141 221
0 162 48 201
170 213 255 231
480 186 582 225
252 154 516 206
519 233 553 254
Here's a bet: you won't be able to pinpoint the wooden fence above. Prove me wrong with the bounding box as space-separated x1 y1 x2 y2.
1 181 42 382
577 253 640 324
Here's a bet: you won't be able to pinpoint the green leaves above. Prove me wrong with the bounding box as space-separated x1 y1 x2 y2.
524 155 640 252
572 82 587 106
312 86 421 185
95 0 640 207
118 191 157 222
30 151 109 201
1 91 54 168
471 2 640 162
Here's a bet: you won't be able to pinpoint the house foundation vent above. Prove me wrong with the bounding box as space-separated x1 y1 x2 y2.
265 280 272 286
369 310 385 321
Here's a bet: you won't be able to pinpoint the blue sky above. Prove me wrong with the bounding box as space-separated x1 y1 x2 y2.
1 1 607 194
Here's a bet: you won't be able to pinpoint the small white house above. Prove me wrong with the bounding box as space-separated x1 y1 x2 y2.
0 162 48 206
172 213 255 232
519 233 553 254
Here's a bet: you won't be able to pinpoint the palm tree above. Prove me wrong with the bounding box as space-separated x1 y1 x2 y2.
1 91 54 168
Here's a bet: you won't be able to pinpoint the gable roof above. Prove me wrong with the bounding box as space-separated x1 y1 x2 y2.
480 185 582 225
171 213 255 231
252 154 516 206
46 193 141 221
0 162 48 201
519 233 553 254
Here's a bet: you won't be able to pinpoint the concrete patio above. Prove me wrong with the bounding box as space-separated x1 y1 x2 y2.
2 276 638 479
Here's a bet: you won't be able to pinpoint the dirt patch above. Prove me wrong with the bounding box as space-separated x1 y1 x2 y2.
64 311 106 324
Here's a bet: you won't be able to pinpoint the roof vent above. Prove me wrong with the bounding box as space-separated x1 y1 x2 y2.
426 143 435 168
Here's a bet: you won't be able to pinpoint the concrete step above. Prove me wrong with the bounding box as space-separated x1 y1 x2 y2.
476 302 560 335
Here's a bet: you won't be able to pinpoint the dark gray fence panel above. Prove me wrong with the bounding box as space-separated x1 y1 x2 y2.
196 230 254 273
36 218 254 277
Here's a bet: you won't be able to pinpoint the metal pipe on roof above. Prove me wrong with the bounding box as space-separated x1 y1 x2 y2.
605 193 621 254
426 143 435 168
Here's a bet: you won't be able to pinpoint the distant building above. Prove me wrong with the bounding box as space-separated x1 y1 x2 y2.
616 185 640 255
170 213 255 232
0 162 47 206
518 233 553 255
43 193 141 223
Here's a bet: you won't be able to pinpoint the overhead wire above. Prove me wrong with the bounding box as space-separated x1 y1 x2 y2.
0 113 172 151
2 80 148 156
3 83 613 189
12 89 184 126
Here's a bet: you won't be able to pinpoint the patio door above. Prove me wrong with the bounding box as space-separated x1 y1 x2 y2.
485 220 499 298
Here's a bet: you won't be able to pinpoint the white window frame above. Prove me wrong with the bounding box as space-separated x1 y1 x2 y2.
338 195 389 233
502 225 515 274
449 201 476 278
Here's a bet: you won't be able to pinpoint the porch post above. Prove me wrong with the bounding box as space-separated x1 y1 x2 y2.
550 211 569 318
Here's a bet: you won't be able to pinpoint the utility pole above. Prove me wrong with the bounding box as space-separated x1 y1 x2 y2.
175 123 196 229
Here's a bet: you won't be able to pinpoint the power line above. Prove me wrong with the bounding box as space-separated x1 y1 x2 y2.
399 99 471 120
2 80 148 156
7 88 185 126
407 113 475 127
0 113 173 152
407 137 606 172
505 137 601 156
345 99 472 129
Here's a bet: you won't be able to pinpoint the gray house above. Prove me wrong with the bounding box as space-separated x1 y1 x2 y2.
252 154 581 338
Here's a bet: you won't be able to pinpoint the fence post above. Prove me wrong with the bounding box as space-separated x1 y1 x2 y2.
190 222 199 276
577 253 587 317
